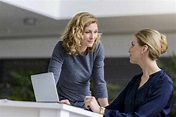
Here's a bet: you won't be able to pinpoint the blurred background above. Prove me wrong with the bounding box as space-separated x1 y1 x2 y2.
0 0 176 116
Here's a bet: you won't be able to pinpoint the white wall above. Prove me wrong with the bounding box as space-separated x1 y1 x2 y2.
101 33 176 57
0 32 175 59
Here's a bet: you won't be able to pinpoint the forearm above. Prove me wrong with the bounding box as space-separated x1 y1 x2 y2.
98 98 109 107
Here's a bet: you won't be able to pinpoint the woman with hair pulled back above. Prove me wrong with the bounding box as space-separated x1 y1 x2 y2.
48 12 108 108
85 29 174 117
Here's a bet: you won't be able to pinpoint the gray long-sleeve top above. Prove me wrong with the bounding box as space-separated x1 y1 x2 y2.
48 41 108 104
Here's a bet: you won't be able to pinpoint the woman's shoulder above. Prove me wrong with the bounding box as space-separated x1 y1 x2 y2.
154 70 174 90
55 41 63 47
54 41 64 50
96 41 103 48
52 41 67 54
93 41 104 52
158 70 173 83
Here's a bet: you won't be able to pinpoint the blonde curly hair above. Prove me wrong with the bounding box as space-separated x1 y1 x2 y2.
61 12 101 55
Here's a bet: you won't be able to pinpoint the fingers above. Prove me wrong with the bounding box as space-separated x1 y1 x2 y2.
59 99 70 105
84 96 94 101
84 96 95 109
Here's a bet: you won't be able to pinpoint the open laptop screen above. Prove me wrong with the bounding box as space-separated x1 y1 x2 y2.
31 72 59 103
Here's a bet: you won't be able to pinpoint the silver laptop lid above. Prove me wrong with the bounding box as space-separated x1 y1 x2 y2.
31 72 59 102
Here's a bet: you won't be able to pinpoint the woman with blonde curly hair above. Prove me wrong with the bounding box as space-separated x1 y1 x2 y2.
85 29 174 117
48 12 108 108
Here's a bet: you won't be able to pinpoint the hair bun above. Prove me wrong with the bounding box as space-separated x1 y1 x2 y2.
160 34 168 54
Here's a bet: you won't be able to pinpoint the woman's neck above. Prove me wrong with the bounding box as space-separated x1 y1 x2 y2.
79 46 87 55
140 58 160 76
138 60 160 88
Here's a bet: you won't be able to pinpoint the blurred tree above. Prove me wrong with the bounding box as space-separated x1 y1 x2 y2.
9 69 36 101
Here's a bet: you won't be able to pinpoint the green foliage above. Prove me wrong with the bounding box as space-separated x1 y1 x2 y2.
0 69 39 101
107 83 122 103
9 70 36 101
159 54 176 116
90 79 122 103
160 55 176 76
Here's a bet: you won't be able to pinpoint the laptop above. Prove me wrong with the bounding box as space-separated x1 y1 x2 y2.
31 72 59 103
